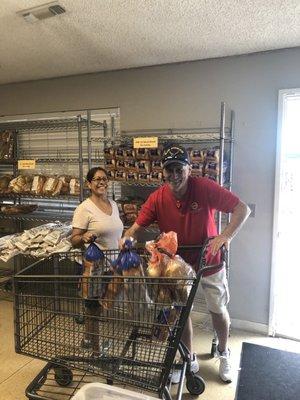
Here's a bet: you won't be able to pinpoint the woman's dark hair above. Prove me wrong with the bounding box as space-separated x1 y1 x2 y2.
86 167 108 182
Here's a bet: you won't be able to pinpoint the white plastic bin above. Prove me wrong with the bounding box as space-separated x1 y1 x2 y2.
71 382 158 400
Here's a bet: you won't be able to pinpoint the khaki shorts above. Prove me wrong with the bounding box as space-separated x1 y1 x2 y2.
200 268 230 314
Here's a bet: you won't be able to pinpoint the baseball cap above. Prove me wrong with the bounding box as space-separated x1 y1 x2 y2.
162 145 190 168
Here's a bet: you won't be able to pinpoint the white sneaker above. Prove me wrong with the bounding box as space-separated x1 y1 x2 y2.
216 348 232 383
170 353 199 384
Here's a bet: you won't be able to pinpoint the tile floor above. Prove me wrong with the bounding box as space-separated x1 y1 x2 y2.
1 299 300 400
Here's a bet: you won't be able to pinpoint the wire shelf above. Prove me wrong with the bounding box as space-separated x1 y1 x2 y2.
0 210 72 222
0 118 104 133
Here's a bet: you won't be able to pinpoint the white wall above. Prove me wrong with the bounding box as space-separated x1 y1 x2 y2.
1 47 300 325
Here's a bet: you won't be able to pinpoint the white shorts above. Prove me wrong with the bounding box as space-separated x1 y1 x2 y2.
200 268 230 314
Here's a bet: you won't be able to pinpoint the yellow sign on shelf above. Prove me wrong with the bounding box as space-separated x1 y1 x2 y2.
133 137 158 149
18 160 36 170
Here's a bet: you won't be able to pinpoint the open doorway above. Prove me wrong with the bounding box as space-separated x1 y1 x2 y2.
269 89 300 340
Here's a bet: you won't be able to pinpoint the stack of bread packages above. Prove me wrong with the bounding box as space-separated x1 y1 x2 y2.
203 148 228 183
146 231 195 341
189 148 205 177
100 239 150 322
104 145 164 184
0 131 14 161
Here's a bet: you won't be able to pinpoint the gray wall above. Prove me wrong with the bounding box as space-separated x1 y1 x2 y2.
1 47 300 325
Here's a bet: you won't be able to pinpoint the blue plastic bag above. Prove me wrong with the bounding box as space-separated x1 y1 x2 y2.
114 239 142 274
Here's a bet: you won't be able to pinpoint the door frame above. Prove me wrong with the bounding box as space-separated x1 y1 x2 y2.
269 88 300 336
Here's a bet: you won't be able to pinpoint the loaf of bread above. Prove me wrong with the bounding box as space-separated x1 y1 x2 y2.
58 176 71 195
69 178 80 195
190 149 205 162
151 160 163 171
124 147 135 160
115 147 126 160
114 171 126 181
126 172 138 182
149 147 163 160
206 148 220 162
138 173 150 183
149 171 163 183
135 148 149 160
116 160 126 171
42 177 60 196
103 147 115 159
105 159 115 170
106 170 115 180
9 175 33 194
31 175 47 195
125 160 138 172
190 162 204 177
136 160 151 174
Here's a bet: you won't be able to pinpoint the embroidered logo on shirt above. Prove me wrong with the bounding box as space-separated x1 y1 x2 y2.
191 202 199 210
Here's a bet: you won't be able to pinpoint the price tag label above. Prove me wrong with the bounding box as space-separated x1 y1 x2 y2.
18 160 36 170
133 137 158 149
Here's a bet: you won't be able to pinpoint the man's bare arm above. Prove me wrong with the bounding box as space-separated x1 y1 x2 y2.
210 201 251 255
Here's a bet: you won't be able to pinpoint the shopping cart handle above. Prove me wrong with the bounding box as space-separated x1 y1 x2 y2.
197 236 228 276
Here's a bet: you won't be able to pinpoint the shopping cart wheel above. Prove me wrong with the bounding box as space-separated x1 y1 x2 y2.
54 367 73 386
186 375 205 395
106 379 113 385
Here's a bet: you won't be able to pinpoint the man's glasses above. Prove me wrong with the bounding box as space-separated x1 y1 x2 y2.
91 177 108 183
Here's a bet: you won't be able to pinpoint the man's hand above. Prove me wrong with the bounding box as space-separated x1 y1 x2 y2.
118 236 136 249
210 234 230 256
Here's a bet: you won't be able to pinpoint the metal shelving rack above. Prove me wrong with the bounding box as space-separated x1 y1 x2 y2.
117 102 234 234
0 115 106 228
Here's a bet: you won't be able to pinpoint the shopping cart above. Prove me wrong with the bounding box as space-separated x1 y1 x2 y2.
13 238 226 400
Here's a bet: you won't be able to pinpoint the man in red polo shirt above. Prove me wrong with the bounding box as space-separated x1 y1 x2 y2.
123 144 250 383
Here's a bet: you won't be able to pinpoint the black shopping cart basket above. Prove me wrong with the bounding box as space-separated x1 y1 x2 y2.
13 239 225 400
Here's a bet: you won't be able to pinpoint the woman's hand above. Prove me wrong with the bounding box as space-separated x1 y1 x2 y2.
82 232 97 244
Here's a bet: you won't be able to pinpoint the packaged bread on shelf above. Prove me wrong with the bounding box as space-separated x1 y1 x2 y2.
103 146 115 160
138 172 150 183
149 147 163 160
190 148 205 162
123 203 138 214
190 162 204 177
149 171 163 183
136 160 151 174
9 175 33 194
126 171 138 182
125 159 138 172
135 148 150 160
104 158 115 170
114 171 126 181
115 160 126 171
204 161 219 176
57 176 71 195
42 176 60 196
0 175 12 194
69 177 80 195
123 147 135 160
151 160 163 171
106 170 115 180
205 148 220 162
31 175 47 195
115 147 126 160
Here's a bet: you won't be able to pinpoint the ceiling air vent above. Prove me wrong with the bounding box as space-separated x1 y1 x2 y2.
17 1 66 23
